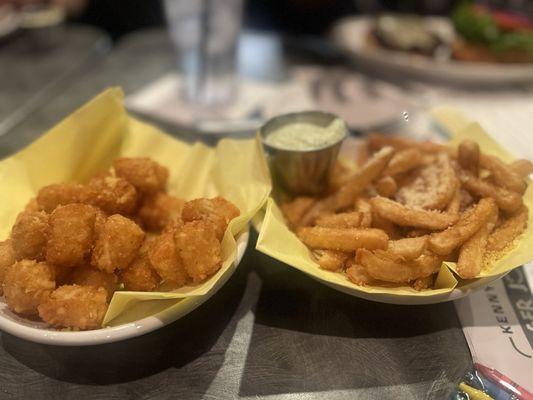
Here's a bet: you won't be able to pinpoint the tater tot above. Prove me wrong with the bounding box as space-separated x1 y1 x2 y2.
174 220 222 283
11 210 49 261
148 229 188 287
181 197 240 240
68 265 118 301
91 215 145 273
0 240 16 294
113 157 168 194
120 254 161 292
137 192 184 232
86 176 137 215
3 260 55 315
46 204 97 268
36 183 89 213
37 285 107 330
24 198 40 212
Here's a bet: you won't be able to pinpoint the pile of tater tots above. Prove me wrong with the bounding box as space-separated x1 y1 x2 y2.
0 157 240 330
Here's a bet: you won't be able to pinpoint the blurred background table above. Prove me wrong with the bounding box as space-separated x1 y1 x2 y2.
0 24 111 139
0 27 474 399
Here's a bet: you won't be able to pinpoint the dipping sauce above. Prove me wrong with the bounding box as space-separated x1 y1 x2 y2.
263 118 346 151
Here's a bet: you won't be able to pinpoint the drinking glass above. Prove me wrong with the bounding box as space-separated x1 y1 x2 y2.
164 0 243 107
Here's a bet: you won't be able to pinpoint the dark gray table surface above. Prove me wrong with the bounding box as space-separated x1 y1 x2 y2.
0 24 110 138
0 28 472 399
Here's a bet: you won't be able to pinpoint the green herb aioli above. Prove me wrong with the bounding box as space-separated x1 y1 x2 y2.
264 118 346 151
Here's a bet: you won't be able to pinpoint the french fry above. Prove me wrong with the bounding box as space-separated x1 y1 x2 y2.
384 148 424 176
487 206 528 252
329 161 355 192
459 171 523 213
372 212 401 239
312 249 351 271
297 227 388 251
345 259 374 285
281 197 316 228
428 198 497 255
446 187 461 215
356 249 441 283
300 147 394 225
480 154 526 194
413 275 434 291
354 197 372 227
457 206 497 279
367 133 448 154
458 140 480 176
395 153 457 210
315 212 363 229
371 197 459 230
510 159 533 178
457 224 489 279
375 175 398 197
387 236 428 260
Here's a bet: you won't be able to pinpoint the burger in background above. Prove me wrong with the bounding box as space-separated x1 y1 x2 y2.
452 1 533 63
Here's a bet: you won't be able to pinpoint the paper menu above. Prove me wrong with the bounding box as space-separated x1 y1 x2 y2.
454 264 533 393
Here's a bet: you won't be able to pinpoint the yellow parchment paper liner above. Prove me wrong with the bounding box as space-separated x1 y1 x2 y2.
256 119 533 297
0 88 271 326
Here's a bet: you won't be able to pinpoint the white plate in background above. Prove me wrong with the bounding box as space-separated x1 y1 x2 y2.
331 16 533 85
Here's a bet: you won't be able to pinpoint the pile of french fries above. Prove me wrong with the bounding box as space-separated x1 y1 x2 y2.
281 134 532 290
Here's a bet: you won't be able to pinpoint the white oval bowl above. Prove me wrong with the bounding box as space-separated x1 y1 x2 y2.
0 230 249 346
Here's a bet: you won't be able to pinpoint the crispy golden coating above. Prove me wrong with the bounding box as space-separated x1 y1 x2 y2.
46 204 97 268
181 197 240 240
487 206 528 252
459 170 523 213
86 176 137 215
384 148 423 176
36 183 89 213
357 249 441 283
458 140 480 176
371 196 458 230
280 135 530 289
375 175 398 198
298 226 389 252
138 192 184 232
280 197 316 229
312 250 350 271
120 254 161 292
395 153 457 210
0 240 16 295
345 259 374 286
480 154 526 194
91 215 145 273
354 197 373 228
113 157 168 194
37 285 107 330
510 159 533 178
315 212 363 229
148 229 188 287
24 198 40 212
174 220 222 283
68 265 118 301
387 236 428 260
301 147 394 226
428 198 497 256
3 260 55 315
11 210 49 261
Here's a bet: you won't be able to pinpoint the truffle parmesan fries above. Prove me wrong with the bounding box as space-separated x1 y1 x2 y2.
0 157 240 330
281 134 532 290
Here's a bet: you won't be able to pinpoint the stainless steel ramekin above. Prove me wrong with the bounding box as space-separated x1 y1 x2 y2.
259 111 347 195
